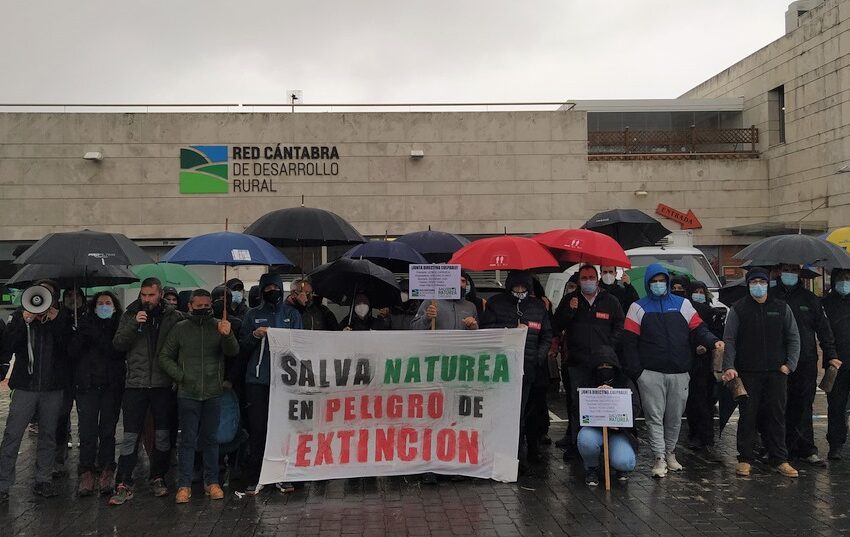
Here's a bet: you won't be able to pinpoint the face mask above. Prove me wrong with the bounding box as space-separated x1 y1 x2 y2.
464 285 471 295
672 289 686 298
601 273 616 286
649 282 667 297
231 291 243 305
400 292 409 303
580 281 598 295
835 281 850 296
95 305 114 319
780 272 799 287
749 283 768 298
512 291 528 300
263 290 282 305
354 304 370 318
691 293 706 304
566 285 578 295
594 367 616 387
769 280 777 288
191 307 212 316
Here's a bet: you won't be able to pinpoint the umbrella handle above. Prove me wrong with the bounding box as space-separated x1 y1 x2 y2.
222 264 228 322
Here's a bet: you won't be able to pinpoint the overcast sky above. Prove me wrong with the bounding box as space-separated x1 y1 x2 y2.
0 0 788 105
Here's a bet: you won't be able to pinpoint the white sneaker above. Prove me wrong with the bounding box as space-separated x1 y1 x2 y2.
666 452 684 471
652 457 668 478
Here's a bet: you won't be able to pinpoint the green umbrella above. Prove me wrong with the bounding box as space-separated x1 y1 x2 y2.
625 262 695 299
86 263 207 294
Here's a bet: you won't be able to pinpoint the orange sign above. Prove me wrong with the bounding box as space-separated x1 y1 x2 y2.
656 204 702 230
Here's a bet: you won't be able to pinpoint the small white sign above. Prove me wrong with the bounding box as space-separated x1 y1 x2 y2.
578 388 633 428
231 249 252 261
409 264 462 300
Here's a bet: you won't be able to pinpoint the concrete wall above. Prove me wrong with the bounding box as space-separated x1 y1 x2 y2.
682 0 850 229
0 110 768 245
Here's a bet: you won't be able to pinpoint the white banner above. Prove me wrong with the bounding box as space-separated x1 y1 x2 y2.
260 327 527 484
578 388 634 428
409 264 462 300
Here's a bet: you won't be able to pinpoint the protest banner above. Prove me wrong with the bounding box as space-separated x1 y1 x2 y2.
259 327 527 484
408 264 462 300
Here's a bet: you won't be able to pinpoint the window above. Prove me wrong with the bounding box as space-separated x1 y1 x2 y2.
768 85 786 145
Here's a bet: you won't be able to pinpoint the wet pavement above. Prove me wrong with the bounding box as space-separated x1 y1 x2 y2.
1 383 849 537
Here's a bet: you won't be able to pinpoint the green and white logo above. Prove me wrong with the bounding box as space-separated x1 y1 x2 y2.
180 145 228 194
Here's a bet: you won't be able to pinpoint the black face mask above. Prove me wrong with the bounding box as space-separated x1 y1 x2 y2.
191 307 212 317
594 366 617 386
263 290 283 305
672 289 687 298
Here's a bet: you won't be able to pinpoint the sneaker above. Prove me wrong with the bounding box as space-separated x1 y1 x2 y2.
828 448 842 461
665 452 684 472
275 482 295 493
244 484 263 496
175 487 191 504
735 462 751 476
98 469 114 495
151 478 168 497
775 462 799 477
651 457 668 478
702 446 723 463
33 481 58 498
421 473 438 485
78 471 95 497
108 484 134 505
802 454 826 467
615 471 630 482
584 468 599 487
205 484 224 500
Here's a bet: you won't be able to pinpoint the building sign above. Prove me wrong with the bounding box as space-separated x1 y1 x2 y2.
179 144 340 195
656 203 702 229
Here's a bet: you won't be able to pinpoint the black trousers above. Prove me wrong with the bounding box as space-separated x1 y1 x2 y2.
737 371 788 465
115 387 174 485
525 383 549 452
567 366 593 446
244 384 270 486
560 359 572 443
827 366 850 450
785 359 818 457
76 384 123 474
686 358 717 447
55 387 75 465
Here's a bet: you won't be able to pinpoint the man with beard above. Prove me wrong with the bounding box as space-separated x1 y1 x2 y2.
286 279 338 331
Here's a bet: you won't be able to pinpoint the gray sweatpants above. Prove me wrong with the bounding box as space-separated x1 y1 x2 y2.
0 389 64 492
636 369 690 458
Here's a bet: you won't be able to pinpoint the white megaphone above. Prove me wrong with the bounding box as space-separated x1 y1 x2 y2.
22 285 53 315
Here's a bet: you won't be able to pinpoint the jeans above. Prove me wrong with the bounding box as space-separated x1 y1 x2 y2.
738 370 788 465
577 427 636 472
115 387 174 485
177 396 221 488
636 369 690 458
76 384 123 473
0 389 64 492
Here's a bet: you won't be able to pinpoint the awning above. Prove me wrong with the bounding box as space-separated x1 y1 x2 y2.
722 221 828 236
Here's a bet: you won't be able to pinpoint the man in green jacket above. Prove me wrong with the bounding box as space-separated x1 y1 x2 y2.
159 289 239 504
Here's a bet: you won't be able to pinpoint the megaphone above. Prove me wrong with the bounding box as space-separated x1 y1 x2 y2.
22 285 53 315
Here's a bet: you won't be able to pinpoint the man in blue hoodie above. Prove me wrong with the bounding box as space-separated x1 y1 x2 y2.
623 264 723 478
239 273 302 495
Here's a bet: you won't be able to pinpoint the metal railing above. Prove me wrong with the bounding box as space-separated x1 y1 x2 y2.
0 102 577 113
588 126 758 155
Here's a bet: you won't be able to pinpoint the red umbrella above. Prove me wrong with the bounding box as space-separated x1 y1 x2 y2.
533 229 631 268
448 236 559 270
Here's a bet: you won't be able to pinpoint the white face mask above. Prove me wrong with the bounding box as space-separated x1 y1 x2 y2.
400 292 409 303
601 273 616 286
354 304 370 318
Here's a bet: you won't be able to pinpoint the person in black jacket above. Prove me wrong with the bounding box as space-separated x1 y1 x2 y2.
770 263 838 465
822 268 850 460
225 278 250 320
339 294 390 331
0 280 72 501
481 270 552 468
553 265 624 455
599 266 639 313
286 279 339 331
390 278 420 330
461 271 487 319
71 291 126 497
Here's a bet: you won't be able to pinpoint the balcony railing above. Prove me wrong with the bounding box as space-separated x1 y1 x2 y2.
588 126 758 159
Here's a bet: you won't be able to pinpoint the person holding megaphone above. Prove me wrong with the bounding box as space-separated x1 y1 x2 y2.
0 279 73 502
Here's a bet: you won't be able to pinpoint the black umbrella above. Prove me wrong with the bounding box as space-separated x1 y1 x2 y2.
342 241 427 273
15 229 153 267
582 209 671 250
719 277 748 307
5 264 139 289
309 257 401 309
395 228 470 263
733 234 850 268
244 205 366 247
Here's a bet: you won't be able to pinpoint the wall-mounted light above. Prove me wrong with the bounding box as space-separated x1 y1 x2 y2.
410 149 424 160
83 151 103 162
634 183 648 197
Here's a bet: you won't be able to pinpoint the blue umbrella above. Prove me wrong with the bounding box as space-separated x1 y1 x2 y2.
342 241 427 273
161 231 292 266
395 228 469 263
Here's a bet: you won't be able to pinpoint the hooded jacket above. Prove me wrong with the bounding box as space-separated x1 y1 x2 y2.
1 308 73 391
769 279 837 364
410 299 478 330
239 273 303 386
113 299 184 389
623 264 718 376
822 269 850 367
462 271 487 318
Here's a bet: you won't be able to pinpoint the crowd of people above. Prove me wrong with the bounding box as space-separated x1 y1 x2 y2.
0 261 847 503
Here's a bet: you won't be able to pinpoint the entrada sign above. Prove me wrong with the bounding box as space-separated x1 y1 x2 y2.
180 144 340 194
656 203 702 230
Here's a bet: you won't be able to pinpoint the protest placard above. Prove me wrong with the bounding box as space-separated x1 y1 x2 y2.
408 264 461 300
578 388 634 428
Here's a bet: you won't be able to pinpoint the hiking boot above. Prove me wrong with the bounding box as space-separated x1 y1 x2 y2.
775 462 799 478
421 473 438 485
205 484 224 500
802 454 826 467
33 481 58 498
651 457 668 478
78 471 95 497
175 487 191 504
98 469 114 495
245 484 263 496
665 452 684 472
735 462 751 476
615 471 630 482
584 468 599 487
108 484 133 505
275 482 295 493
151 478 168 497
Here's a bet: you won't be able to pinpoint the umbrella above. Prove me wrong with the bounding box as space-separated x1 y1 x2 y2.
395 228 470 263
625 262 694 299
5 264 139 289
127 263 208 288
244 205 366 247
342 241 427 273
533 229 631 268
15 229 153 267
161 231 293 266
309 257 401 308
719 277 748 306
733 234 850 268
825 227 850 252
582 209 671 250
448 236 559 271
